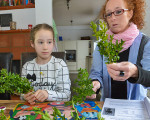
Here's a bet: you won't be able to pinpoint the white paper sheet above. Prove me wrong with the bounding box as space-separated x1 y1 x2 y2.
101 97 150 120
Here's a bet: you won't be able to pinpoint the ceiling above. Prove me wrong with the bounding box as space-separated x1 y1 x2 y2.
53 0 105 26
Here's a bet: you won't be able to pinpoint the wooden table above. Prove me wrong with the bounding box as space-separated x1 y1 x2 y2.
0 100 25 118
0 100 104 118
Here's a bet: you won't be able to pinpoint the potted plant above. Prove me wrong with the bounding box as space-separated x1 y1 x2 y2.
0 69 33 96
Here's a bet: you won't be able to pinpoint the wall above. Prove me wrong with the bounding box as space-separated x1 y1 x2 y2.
57 25 92 40
56 0 150 40
141 0 150 36
0 0 53 31
0 8 35 30
35 0 52 25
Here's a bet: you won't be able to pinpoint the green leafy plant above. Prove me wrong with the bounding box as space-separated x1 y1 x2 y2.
33 68 104 120
32 100 86 120
33 107 52 120
0 69 33 120
90 20 125 64
0 69 33 94
51 107 66 120
32 100 104 120
66 68 95 105
70 100 86 120
0 69 105 120
97 112 105 120
0 110 7 120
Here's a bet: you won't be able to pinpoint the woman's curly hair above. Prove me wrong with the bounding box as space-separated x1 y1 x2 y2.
100 0 145 30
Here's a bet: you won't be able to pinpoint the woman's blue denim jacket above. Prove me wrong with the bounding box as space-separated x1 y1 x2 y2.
89 32 150 101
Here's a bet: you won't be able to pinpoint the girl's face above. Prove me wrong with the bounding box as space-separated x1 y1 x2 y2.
31 29 54 63
105 0 133 34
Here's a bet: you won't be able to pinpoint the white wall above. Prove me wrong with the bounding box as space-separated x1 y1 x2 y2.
0 0 149 37
57 25 92 40
0 8 35 30
0 0 53 31
35 0 52 26
141 0 150 36
56 0 150 40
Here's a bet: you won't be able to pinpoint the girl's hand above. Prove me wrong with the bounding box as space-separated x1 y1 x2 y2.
24 92 36 105
34 90 48 102
86 81 100 99
106 62 138 81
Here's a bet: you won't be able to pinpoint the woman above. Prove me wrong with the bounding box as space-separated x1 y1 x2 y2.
88 0 150 101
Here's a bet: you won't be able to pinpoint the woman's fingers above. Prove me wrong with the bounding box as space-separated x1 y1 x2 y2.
86 94 96 99
106 62 138 81
92 81 100 92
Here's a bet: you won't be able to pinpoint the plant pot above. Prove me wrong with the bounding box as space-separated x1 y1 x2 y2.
10 94 20 100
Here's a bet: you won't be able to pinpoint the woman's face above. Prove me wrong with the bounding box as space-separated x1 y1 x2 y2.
105 0 133 34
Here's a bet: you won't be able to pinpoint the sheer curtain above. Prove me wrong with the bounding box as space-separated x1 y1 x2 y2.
53 19 58 52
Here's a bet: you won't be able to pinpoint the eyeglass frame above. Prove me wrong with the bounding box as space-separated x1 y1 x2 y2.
104 9 129 19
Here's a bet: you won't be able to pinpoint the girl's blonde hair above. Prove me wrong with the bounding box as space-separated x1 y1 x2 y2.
30 23 54 42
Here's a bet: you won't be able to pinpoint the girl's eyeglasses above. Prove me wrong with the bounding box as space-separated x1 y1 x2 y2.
104 9 129 18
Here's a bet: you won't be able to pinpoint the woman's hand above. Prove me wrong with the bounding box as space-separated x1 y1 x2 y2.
34 90 48 102
86 81 100 99
106 62 138 81
24 92 36 105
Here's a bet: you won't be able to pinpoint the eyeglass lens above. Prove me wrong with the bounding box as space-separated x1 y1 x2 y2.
105 9 124 18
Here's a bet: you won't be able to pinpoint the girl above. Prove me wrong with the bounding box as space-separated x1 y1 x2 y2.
21 23 71 105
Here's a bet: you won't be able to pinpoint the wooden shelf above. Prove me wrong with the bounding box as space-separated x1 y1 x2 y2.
0 4 35 10
0 29 34 60
0 29 31 34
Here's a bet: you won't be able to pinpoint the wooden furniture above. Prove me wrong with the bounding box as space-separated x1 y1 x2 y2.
0 100 25 118
10 95 20 100
0 100 104 118
0 53 13 100
0 3 35 60
0 29 35 60
0 4 35 10
21 52 66 67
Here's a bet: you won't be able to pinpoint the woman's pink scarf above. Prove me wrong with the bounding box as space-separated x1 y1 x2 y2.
106 22 139 52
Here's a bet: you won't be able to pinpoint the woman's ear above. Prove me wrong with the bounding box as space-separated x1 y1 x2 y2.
30 40 35 48
128 10 133 20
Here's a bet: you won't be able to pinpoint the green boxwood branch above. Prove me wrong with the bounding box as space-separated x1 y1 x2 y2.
0 69 33 95
90 21 125 64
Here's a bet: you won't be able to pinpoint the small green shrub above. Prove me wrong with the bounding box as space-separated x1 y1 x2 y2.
90 21 125 64
0 69 33 94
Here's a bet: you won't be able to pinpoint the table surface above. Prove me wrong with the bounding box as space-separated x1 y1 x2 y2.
0 100 104 118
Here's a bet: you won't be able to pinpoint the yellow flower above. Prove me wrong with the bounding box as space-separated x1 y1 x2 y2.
40 72 44 76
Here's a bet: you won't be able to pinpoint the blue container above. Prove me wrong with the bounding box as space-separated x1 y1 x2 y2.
59 36 63 41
